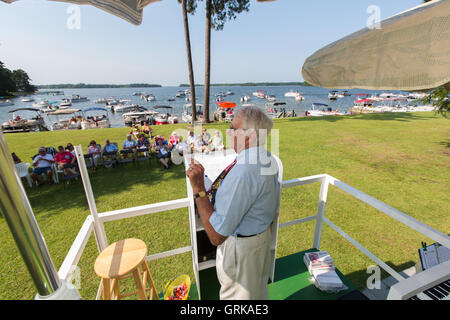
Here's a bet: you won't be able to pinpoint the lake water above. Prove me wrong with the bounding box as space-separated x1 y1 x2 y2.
0 85 412 129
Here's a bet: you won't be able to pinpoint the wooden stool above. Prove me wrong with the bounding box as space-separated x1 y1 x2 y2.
94 238 159 300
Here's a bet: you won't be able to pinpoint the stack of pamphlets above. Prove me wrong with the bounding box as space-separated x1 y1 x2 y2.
303 251 345 292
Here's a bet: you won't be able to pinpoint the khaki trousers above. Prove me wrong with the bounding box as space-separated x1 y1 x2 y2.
216 226 272 300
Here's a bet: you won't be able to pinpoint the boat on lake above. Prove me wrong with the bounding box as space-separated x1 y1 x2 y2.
70 94 89 103
46 108 83 130
182 103 204 123
1 108 48 133
153 106 179 125
81 107 110 130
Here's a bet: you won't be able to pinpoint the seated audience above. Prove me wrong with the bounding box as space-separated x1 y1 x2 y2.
87 140 102 170
169 131 180 150
194 135 209 153
55 145 77 180
202 128 211 146
30 147 54 185
102 139 118 167
122 134 138 160
208 130 224 151
137 134 151 157
154 137 170 169
11 152 21 164
66 143 76 157
141 122 153 138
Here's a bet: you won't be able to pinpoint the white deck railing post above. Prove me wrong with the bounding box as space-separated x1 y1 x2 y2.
75 145 108 252
313 175 329 250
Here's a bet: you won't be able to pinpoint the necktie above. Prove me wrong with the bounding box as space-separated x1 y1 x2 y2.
207 158 237 206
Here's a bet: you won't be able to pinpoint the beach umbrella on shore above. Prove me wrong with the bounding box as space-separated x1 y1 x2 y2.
302 0 450 91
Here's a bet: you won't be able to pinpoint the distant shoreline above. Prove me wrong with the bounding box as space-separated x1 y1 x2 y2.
35 82 313 89
36 83 162 89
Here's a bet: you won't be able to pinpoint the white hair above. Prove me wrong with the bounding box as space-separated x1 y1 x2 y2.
235 106 273 146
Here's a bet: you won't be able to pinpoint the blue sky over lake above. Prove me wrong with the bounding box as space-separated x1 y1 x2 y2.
0 0 422 86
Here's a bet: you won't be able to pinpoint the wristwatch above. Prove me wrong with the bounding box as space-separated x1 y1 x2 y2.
194 191 207 199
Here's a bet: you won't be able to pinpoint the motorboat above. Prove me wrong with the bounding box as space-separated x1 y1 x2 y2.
153 106 179 125
266 95 277 102
328 91 339 100
175 91 186 98
285 90 300 97
141 94 155 102
265 102 287 118
226 90 234 95
122 110 158 127
81 107 110 130
213 103 235 122
306 103 329 117
94 98 107 104
342 91 351 96
240 95 251 102
295 93 305 101
132 92 143 96
21 97 35 103
112 104 145 113
1 108 48 133
168 97 175 102
46 108 83 130
182 103 204 123
253 90 266 99
32 100 52 108
0 99 14 107
60 99 72 107
70 95 89 103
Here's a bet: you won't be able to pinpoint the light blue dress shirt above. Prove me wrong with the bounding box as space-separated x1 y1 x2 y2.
209 147 280 237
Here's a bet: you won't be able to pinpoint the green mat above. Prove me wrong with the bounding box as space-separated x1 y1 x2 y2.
185 249 356 300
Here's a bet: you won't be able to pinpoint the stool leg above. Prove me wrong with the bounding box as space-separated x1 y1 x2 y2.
132 269 147 300
112 278 120 300
142 261 159 300
102 278 112 300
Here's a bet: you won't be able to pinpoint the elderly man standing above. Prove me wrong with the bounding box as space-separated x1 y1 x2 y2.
186 106 280 300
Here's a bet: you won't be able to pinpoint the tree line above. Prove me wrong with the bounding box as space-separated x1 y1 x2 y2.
0 61 36 96
37 83 161 89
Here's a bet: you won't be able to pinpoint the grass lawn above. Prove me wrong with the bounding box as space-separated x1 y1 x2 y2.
1 111 449 299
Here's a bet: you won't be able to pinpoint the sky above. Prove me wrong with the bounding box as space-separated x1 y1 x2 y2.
0 0 424 86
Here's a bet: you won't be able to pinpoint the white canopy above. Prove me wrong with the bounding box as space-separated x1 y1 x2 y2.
302 0 450 91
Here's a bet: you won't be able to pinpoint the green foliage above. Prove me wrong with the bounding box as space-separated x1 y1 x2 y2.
0 61 17 96
210 0 250 31
0 61 36 95
419 86 449 118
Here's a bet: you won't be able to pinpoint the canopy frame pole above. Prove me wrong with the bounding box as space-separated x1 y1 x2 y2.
74 145 108 252
0 131 61 296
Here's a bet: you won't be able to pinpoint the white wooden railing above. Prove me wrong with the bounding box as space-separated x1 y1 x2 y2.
57 146 449 299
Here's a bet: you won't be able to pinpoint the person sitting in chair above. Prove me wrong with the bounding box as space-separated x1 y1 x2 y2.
137 134 151 157
30 147 54 186
87 140 102 170
102 139 118 167
154 137 170 169
208 130 224 152
55 145 76 182
122 134 138 161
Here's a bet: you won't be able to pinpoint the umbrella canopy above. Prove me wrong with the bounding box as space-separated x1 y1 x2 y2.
216 102 236 109
302 0 450 91
2 0 161 25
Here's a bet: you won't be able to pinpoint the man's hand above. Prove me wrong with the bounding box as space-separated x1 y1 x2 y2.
186 159 206 194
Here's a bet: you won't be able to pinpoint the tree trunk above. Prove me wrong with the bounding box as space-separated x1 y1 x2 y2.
203 0 212 123
182 0 197 124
